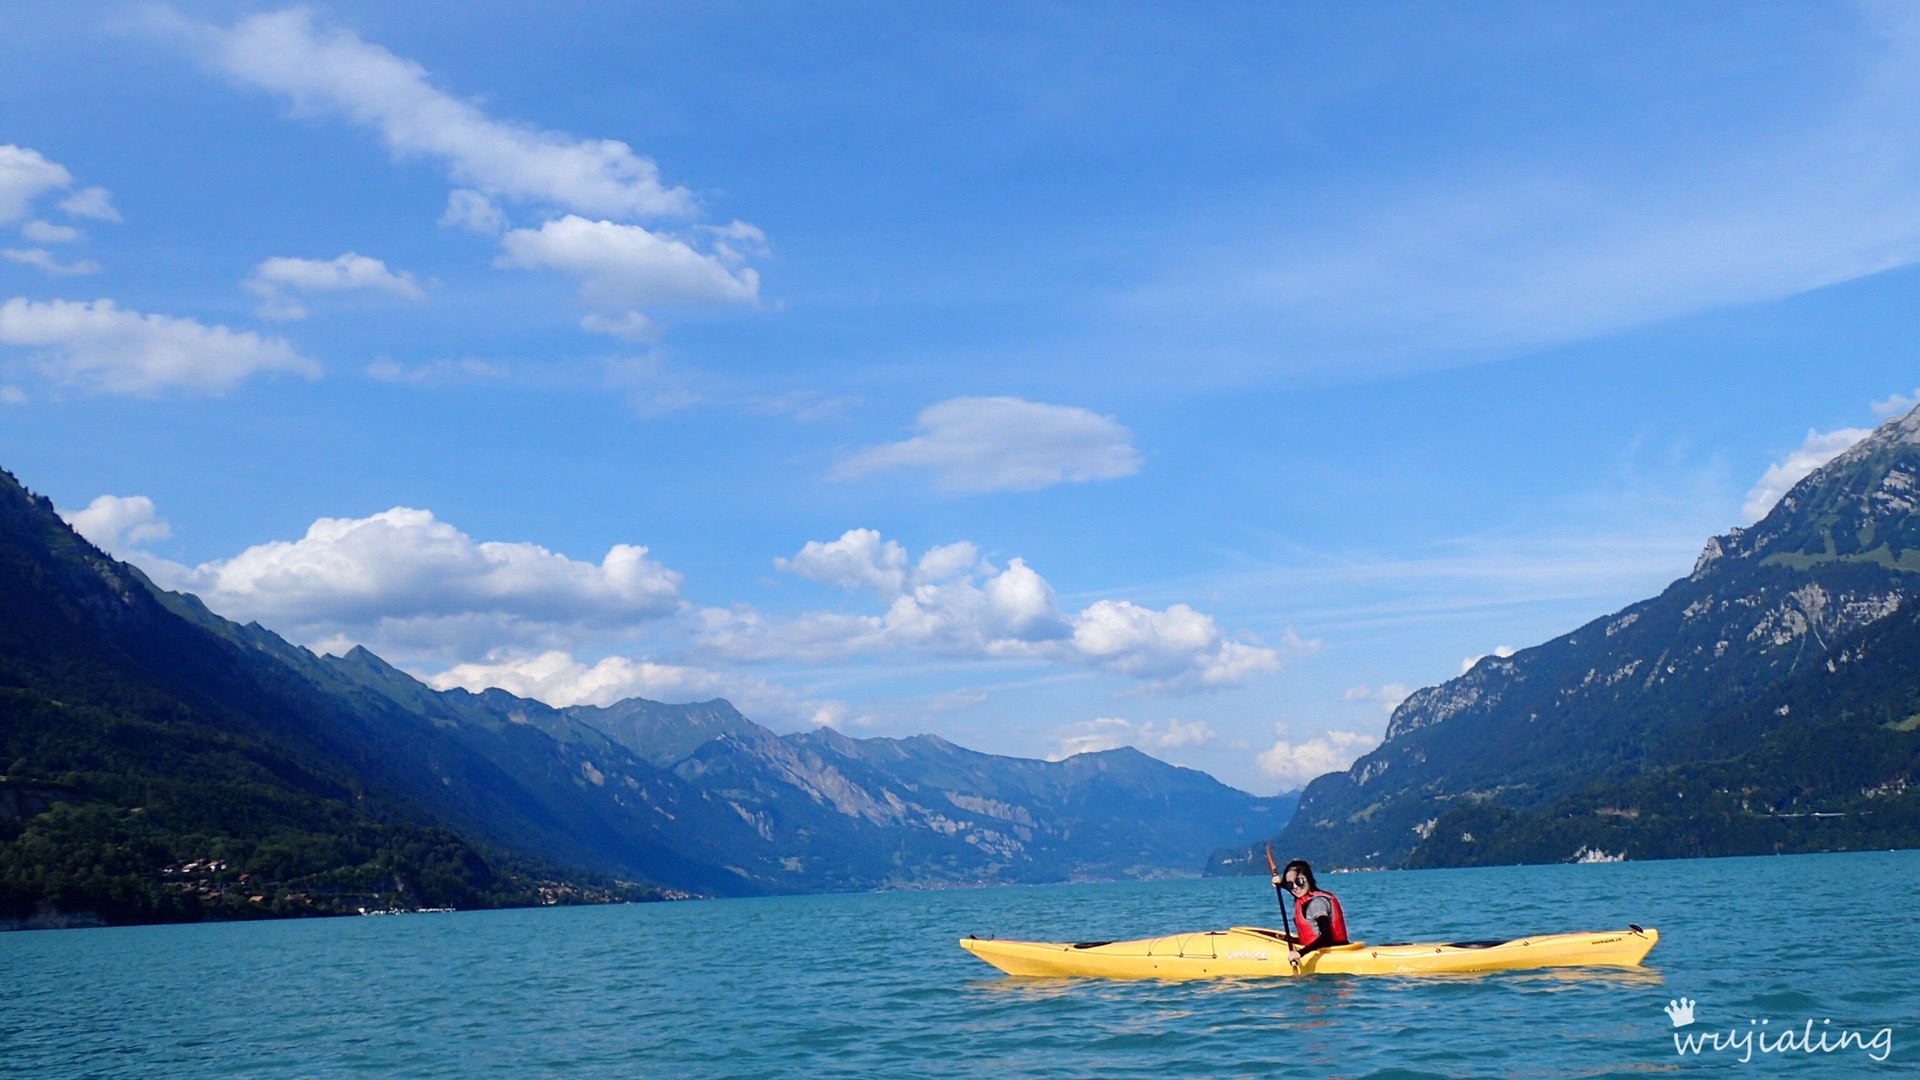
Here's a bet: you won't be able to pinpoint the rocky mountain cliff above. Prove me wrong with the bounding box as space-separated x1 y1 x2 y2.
0 466 1286 925
1407 582 1920 867
1263 406 1920 869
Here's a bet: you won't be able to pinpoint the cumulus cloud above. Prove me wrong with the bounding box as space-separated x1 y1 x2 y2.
244 253 426 320
422 649 815 722
0 146 73 224
1050 716 1218 759
137 506 683 659
700 528 1292 692
775 528 921 596
497 215 760 309
173 8 693 220
1743 426 1873 522
2 248 100 276
0 298 318 395
59 494 172 555
1256 729 1379 787
835 397 1142 493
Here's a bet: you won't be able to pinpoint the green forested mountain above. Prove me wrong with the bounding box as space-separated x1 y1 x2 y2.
1248 407 1920 871
1406 589 1920 866
0 471 687 928
0 468 1285 927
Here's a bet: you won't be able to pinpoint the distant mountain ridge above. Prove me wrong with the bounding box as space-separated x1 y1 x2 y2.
1236 406 1920 871
656 721 1294 888
570 698 762 768
0 467 1287 926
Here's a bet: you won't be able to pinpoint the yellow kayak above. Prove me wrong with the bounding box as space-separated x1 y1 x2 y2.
959 925 1657 979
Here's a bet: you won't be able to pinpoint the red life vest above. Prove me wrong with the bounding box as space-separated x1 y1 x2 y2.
1294 889 1349 948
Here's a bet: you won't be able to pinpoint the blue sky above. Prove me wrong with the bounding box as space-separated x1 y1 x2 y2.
5 2 1919 793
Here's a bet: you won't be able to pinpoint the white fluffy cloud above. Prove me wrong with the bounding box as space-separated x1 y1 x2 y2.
835 397 1142 493
0 147 119 258
2 249 100 276
0 298 318 395
244 253 426 320
1874 388 1920 418
775 528 921 596
1743 426 1873 522
59 494 172 555
0 149 113 276
700 529 1294 692
423 649 817 722
497 215 760 309
1070 600 1281 685
0 146 72 224
1051 716 1218 759
1256 729 1379 787
168 9 764 331
137 506 684 659
178 8 693 220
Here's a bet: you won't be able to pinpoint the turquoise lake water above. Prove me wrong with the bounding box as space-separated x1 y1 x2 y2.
6 849 1918 1077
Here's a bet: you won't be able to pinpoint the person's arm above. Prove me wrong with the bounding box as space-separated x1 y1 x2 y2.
1295 914 1336 956
1286 896 1336 965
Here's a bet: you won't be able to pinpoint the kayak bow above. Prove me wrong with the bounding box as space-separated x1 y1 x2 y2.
959 925 1657 979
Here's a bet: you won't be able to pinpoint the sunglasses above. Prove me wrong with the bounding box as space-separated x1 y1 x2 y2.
1285 877 1311 891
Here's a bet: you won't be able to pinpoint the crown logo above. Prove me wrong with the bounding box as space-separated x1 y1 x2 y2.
1664 998 1696 1028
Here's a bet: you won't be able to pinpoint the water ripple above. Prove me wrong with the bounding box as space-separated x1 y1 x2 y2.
2 850 1916 1076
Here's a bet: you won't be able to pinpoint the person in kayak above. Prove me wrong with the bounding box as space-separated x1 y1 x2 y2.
1275 859 1348 967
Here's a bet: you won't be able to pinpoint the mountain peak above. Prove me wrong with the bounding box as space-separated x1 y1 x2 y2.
1693 404 1920 581
565 696 767 768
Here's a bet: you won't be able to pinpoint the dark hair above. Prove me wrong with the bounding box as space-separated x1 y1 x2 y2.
1282 859 1318 892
